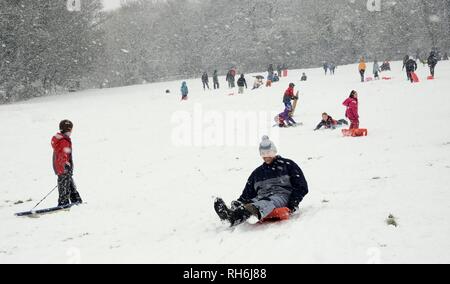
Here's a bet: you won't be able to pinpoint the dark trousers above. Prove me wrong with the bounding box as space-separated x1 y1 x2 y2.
337 119 348 126
407 71 414 83
359 70 365 82
58 174 82 206
202 81 209 90
213 80 219 89
430 65 435 77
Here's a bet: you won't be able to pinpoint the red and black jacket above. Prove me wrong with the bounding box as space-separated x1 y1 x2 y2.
51 133 73 176
315 116 338 130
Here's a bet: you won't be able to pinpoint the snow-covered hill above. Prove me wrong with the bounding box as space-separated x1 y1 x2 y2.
1 61 449 264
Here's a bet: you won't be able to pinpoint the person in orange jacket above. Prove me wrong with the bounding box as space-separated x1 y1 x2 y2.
358 57 367 82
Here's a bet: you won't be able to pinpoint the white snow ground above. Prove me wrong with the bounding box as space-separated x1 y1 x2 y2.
1 61 449 264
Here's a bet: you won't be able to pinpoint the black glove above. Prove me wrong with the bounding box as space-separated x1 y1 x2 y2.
287 199 301 213
64 163 73 175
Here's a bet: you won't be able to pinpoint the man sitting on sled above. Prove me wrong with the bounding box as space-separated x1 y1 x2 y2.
214 136 309 226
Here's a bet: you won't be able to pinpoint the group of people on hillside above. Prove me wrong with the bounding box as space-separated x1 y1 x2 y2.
201 69 228 91
358 57 383 81
401 50 439 82
266 64 287 87
356 49 440 83
180 68 249 100
323 62 337 75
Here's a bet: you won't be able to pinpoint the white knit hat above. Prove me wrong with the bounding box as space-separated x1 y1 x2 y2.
259 136 278 157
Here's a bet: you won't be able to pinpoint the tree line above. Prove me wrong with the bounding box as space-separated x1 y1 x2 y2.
1 0 449 103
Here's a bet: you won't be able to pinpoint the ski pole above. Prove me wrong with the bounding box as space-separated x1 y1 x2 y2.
30 185 58 211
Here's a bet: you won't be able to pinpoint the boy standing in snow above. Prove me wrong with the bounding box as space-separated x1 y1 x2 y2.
283 83 298 109
214 136 308 226
52 120 82 207
342 90 359 129
181 81 188 100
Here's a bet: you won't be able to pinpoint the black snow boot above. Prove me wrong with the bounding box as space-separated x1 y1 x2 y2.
214 198 232 221
214 198 253 227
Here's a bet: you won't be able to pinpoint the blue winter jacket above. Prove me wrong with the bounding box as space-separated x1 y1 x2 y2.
181 82 188 96
238 156 308 204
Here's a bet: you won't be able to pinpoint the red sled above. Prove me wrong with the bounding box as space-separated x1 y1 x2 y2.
260 207 291 223
427 75 434 80
342 128 368 137
283 70 288 77
411 72 420 83
382 77 392 80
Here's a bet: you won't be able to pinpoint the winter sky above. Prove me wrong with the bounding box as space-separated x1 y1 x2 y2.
102 0 122 10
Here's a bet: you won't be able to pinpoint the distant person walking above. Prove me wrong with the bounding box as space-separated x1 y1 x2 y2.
323 63 329 75
329 63 336 75
373 60 380 80
358 57 366 82
404 57 418 83
226 70 235 88
427 51 438 78
237 74 248 94
202 72 210 90
213 70 220 89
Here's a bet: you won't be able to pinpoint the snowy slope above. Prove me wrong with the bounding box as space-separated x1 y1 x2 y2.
1 61 450 264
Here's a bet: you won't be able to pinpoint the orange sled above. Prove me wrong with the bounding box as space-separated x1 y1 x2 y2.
261 207 291 222
342 128 368 137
